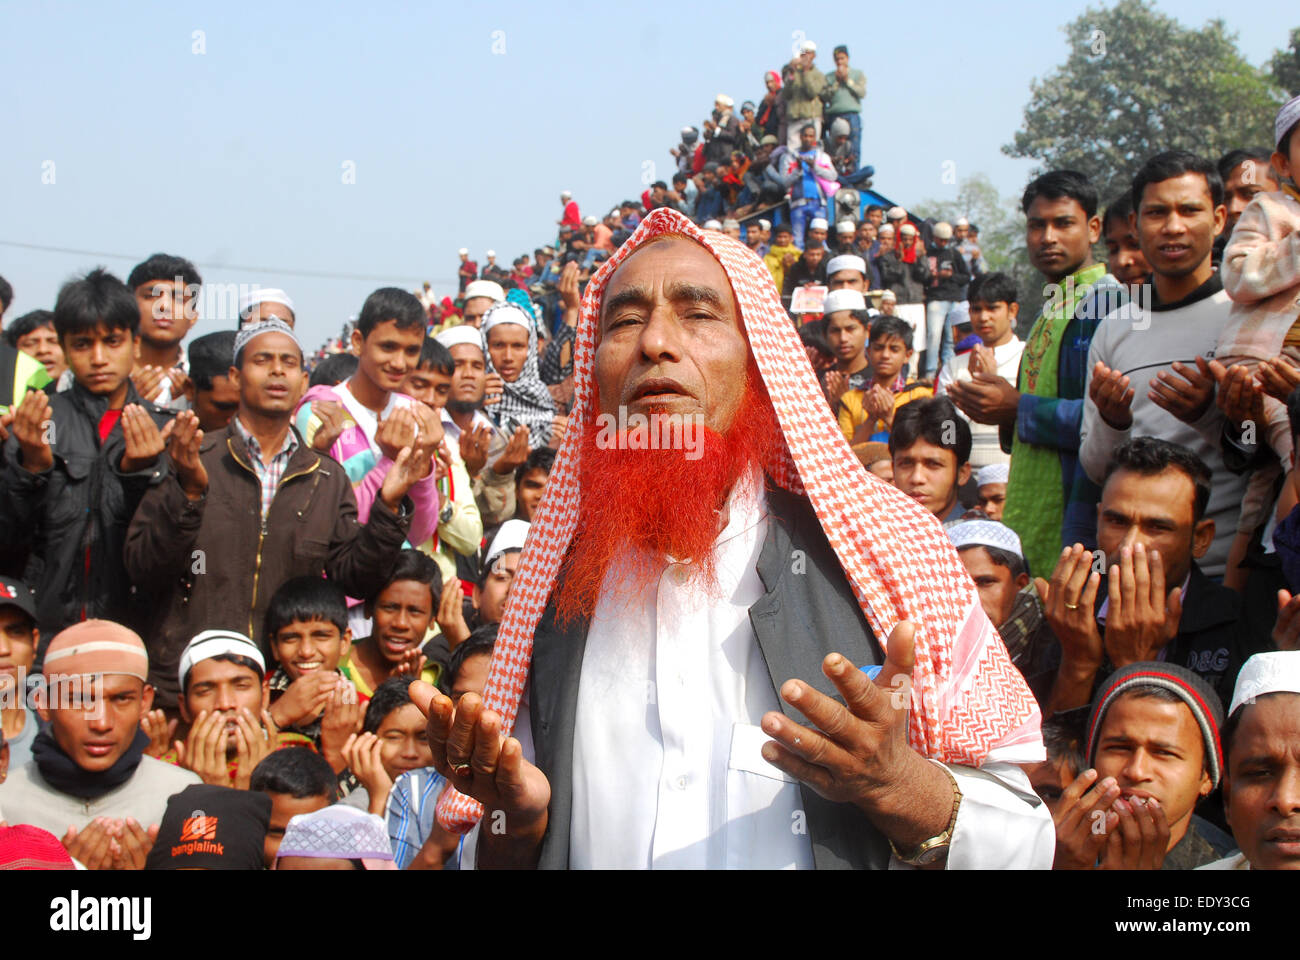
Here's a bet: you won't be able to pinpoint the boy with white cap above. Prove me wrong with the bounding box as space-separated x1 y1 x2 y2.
974 462 1009 521
820 288 872 408
947 518 1057 705
238 287 296 328
1200 650 1300 869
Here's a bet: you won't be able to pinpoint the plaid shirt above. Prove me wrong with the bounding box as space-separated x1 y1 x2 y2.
386 767 459 869
232 417 299 519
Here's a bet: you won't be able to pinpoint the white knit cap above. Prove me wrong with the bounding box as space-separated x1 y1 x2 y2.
809 217 829 231
758 219 771 230
463 280 505 303
947 520 1024 560
1228 651 1300 717
826 255 867 278
887 206 906 219
277 804 394 866
178 629 265 688
485 519 530 570
975 463 1010 487
822 288 867 314
702 219 723 231
836 220 857 234
480 302 534 338
238 287 294 320
458 248 469 256
435 326 484 353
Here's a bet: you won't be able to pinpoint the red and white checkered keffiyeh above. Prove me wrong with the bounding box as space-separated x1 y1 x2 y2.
438 208 1042 832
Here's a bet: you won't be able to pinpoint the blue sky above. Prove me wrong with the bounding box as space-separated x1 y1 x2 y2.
1 1 1288 352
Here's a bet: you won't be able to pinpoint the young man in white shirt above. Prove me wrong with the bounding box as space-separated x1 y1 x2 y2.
936 272 1024 470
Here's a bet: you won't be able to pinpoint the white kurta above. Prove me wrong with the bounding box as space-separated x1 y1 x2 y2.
570 474 811 869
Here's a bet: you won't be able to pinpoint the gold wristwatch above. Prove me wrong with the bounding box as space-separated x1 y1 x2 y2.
889 763 962 866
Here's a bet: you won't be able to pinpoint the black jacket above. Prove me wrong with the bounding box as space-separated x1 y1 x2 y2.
874 250 931 304
124 419 413 708
529 481 895 869
927 243 971 302
0 381 171 638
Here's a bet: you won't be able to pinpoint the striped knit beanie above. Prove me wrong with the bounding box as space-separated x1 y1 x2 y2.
42 620 149 683
1085 662 1224 789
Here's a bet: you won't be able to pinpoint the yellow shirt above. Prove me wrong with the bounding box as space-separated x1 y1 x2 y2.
764 244 801 293
837 380 934 443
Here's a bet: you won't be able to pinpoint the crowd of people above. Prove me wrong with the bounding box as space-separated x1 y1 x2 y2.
0 33 1297 874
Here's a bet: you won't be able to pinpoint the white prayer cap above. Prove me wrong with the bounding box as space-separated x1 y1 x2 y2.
233 318 303 364
823 289 867 314
278 805 394 866
702 219 723 231
800 40 817 53
716 93 734 107
933 222 953 240
880 289 897 301
887 206 907 220
481 302 533 338
899 223 918 237
836 219 857 234
758 219 771 230
463 280 505 303
238 287 295 320
975 463 1010 487
722 218 741 230
809 217 829 231
485 519 530 570
1276 94 1300 150
582 215 598 226
435 325 484 353
947 520 1023 561
955 216 970 227
178 629 265 688
458 247 469 256
485 249 496 258
561 190 572 201
826 254 867 278
878 223 896 236
1228 651 1300 717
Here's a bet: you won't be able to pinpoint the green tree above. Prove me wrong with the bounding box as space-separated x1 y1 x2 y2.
1271 27 1300 97
1004 0 1282 201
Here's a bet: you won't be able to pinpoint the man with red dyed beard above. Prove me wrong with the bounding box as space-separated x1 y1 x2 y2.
408 209 1053 870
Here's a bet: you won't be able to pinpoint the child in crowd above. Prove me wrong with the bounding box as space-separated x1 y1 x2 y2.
263 576 360 777
836 316 931 444
340 676 434 816
340 549 444 698
249 746 338 867
935 272 1024 471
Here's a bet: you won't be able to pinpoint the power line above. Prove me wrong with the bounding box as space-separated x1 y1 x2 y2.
0 239 455 286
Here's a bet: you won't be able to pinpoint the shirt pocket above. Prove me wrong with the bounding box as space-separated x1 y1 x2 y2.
724 722 811 870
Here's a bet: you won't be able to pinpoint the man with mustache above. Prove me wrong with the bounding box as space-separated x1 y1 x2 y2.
407 209 1051 869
